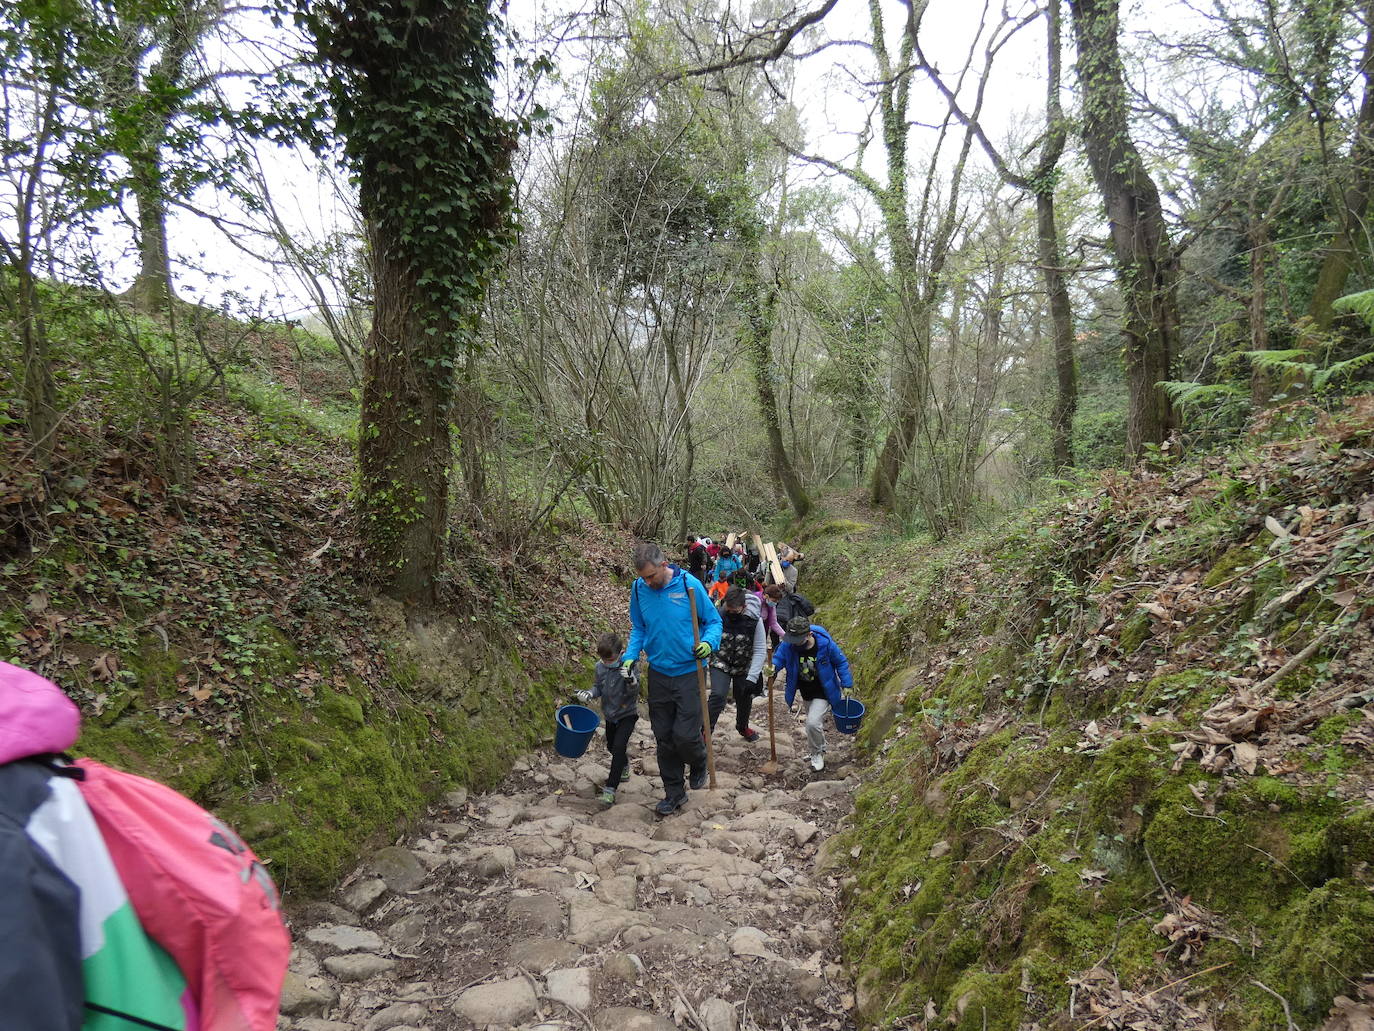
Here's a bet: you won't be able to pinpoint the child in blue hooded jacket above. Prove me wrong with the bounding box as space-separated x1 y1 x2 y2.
769 616 853 772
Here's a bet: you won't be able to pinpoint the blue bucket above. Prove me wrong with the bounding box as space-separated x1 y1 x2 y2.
832 697 866 735
554 704 601 758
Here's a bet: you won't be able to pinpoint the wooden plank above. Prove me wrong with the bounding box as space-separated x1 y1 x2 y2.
751 533 764 560
724 532 738 549
763 542 785 585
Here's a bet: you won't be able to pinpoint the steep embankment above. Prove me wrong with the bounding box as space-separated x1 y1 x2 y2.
803 401 1374 1031
0 305 619 897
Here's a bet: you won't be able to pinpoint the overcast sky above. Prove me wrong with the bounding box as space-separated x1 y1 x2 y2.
150 0 1214 320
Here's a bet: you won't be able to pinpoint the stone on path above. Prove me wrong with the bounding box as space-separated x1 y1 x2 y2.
452 976 538 1024
593 874 638 910
566 893 650 945
544 966 596 1011
473 844 517 877
729 926 781 961
595 1006 680 1031
600 953 643 983
444 787 468 808
368 846 428 893
509 937 583 970
699 997 739 1031
322 953 396 981
342 876 387 913
304 924 384 953
385 911 428 949
517 867 576 891
506 892 567 935
801 779 851 800
277 970 335 1017
363 1001 429 1031
294 1020 355 1031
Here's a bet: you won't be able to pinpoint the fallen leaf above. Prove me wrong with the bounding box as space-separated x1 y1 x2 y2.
1233 741 1259 775
1265 515 1290 538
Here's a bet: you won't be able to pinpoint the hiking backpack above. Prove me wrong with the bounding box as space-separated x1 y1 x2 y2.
69 758 290 1031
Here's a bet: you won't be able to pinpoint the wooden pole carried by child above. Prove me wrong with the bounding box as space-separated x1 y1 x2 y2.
685 584 718 790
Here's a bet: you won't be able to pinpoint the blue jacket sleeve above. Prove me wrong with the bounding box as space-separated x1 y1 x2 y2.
621 581 645 665
828 637 854 692
773 642 795 705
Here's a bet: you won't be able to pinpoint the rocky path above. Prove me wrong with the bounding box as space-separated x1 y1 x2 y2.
278 689 860 1031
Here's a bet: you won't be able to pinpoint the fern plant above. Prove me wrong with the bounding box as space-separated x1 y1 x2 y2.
1158 380 1246 408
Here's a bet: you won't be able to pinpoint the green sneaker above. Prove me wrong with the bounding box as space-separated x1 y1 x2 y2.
620 767 631 783
599 787 617 806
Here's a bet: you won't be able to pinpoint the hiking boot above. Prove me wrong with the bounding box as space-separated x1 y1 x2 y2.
688 767 707 790
599 787 616 806
655 794 687 816
620 767 631 783
809 752 825 772
740 727 760 742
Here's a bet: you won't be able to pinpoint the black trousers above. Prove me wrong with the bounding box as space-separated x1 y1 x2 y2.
708 667 758 734
603 715 637 790
647 667 707 797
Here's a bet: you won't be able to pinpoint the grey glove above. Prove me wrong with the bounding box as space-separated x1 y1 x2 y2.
575 690 593 703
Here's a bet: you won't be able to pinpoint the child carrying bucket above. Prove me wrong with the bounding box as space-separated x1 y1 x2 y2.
577 632 640 805
768 615 858 773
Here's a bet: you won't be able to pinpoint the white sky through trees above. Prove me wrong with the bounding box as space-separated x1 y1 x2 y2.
85 0 1253 321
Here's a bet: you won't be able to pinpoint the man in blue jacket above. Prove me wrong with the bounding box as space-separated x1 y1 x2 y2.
769 615 853 772
622 542 722 815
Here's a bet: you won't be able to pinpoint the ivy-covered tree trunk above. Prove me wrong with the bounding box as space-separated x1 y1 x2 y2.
311 0 512 603
1039 189 1078 469
1069 0 1179 459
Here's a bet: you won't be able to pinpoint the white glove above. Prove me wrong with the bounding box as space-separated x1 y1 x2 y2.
575 690 593 703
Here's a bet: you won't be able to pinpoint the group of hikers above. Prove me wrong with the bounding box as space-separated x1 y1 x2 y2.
580 538 855 817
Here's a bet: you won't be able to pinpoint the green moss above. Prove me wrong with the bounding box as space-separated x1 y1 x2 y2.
1202 543 1261 587
943 969 1022 1031
1118 610 1153 653
319 690 364 728
1262 880 1374 1020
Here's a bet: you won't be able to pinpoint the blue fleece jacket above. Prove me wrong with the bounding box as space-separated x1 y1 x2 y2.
622 565 722 677
713 554 742 583
772 625 853 707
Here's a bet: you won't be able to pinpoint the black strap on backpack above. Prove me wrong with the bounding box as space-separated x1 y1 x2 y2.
84 1002 180 1031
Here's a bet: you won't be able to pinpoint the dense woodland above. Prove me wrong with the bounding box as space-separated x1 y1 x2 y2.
4 2 1374 1030
5 0 1374 602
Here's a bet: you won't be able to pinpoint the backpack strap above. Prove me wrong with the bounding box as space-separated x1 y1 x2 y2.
84 1001 180 1031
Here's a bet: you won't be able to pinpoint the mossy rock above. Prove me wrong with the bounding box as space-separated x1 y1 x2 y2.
1261 879 1374 1020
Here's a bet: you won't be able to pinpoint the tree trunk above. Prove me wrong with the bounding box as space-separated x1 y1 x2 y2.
1039 190 1078 468
740 235 811 521
1069 0 1179 459
17 262 58 467
129 147 175 312
357 218 454 604
872 377 918 510
1249 220 1273 406
1307 0 1374 331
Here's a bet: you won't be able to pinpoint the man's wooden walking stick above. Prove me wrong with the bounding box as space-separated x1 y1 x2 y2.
685 585 717 790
